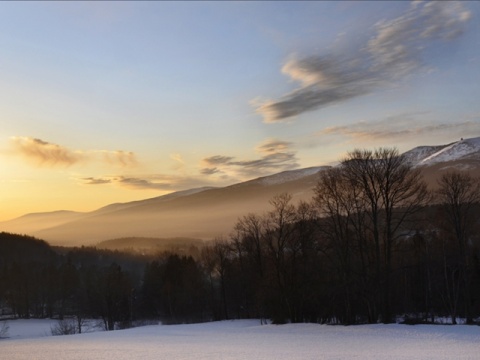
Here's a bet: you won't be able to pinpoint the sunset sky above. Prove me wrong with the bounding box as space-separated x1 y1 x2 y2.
1 1 479 221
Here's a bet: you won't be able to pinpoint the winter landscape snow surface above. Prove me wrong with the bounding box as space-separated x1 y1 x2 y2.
2 319 480 360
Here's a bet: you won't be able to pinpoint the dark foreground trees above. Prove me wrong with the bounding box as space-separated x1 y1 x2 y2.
142 253 207 324
315 148 430 323
436 172 480 324
1 149 479 327
201 149 478 325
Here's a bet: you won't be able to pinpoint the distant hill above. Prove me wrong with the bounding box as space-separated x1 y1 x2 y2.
0 167 328 246
0 232 56 265
1 136 480 247
96 236 204 255
0 210 83 235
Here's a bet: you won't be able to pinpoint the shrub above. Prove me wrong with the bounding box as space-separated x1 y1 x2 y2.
0 321 9 338
51 319 78 336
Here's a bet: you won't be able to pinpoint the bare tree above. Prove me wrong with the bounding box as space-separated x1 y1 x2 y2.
202 239 232 320
262 193 298 323
231 213 267 321
314 167 372 324
233 213 266 279
340 148 429 323
436 171 480 324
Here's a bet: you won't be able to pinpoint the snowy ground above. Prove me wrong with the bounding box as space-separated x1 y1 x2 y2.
1 319 480 360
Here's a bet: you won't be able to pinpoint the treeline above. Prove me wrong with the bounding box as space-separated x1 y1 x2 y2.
0 233 148 330
1 148 480 327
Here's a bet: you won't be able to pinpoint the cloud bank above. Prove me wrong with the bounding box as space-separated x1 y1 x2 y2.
255 1 471 123
12 137 299 193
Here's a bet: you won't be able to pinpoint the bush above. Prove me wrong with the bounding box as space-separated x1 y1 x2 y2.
51 319 78 336
0 321 8 338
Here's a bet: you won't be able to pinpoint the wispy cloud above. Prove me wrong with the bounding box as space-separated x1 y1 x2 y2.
316 116 480 142
255 1 471 123
82 177 112 185
11 137 84 166
368 1 471 77
255 139 292 154
170 153 186 171
80 138 300 191
202 155 235 166
201 138 299 179
115 176 171 190
200 167 220 176
256 56 377 123
10 136 138 168
102 150 137 167
73 139 299 190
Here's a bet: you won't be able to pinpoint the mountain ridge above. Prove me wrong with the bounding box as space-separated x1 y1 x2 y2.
2 136 480 246
1 166 328 245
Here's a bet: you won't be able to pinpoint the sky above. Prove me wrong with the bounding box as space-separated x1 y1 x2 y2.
1 1 479 221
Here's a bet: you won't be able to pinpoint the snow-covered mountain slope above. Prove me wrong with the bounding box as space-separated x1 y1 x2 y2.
402 145 450 165
403 137 480 166
254 166 329 186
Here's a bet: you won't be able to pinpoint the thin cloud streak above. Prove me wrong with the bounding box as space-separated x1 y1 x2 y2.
200 167 220 176
82 177 112 185
81 173 218 192
203 155 235 166
115 176 172 190
256 139 292 154
102 150 138 167
255 1 471 123
317 118 480 142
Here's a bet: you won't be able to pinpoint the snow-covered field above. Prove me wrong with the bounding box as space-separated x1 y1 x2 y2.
2 319 480 360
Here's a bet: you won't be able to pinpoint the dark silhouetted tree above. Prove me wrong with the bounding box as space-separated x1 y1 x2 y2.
436 171 480 324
